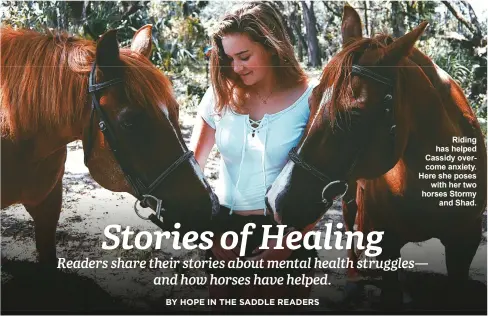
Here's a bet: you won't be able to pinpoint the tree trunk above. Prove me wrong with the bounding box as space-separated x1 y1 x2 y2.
406 1 415 30
82 1 90 22
441 1 486 104
291 2 307 62
369 1 374 36
442 0 482 39
67 1 90 27
279 2 296 46
300 0 321 67
391 1 405 38
363 1 369 36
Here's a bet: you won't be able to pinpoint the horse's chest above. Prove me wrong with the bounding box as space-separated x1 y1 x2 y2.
361 179 440 241
1 140 67 207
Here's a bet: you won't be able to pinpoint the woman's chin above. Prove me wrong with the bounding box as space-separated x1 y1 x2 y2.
240 75 256 86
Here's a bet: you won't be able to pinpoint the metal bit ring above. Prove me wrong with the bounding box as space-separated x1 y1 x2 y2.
321 180 349 204
134 194 164 220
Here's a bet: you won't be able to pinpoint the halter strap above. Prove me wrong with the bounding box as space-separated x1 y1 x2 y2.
84 64 124 170
88 63 123 91
84 64 124 166
88 79 123 93
144 150 194 195
288 147 331 183
351 65 393 87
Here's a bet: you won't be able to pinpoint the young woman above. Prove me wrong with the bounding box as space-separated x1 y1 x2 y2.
189 2 317 310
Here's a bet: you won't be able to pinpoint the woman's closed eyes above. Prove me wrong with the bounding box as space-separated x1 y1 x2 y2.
226 54 251 61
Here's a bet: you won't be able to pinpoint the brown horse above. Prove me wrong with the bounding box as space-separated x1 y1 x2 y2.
1 25 219 266
266 5 487 308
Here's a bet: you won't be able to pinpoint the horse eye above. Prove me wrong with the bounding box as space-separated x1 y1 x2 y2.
121 120 134 130
350 108 363 117
120 111 144 130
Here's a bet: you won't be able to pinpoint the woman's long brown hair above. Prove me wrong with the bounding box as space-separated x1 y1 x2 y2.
209 1 308 115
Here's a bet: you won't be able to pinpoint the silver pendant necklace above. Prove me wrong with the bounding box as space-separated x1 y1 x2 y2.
255 89 273 105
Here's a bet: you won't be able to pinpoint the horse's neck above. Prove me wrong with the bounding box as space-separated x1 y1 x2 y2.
17 126 80 163
409 49 449 93
410 49 477 129
401 57 468 167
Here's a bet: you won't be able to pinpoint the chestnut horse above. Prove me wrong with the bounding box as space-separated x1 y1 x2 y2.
266 5 487 308
1 25 219 266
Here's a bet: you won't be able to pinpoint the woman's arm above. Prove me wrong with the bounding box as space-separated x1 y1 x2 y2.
189 117 215 169
190 117 239 261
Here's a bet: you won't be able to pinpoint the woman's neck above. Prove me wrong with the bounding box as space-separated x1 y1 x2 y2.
251 71 280 96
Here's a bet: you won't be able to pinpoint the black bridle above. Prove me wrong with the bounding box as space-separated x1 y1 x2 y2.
84 62 194 224
288 64 395 206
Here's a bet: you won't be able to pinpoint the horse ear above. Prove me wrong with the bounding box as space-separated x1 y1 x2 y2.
381 21 428 65
131 25 153 58
342 4 363 47
96 29 121 71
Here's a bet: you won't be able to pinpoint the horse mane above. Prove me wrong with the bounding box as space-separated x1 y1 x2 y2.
1 27 178 140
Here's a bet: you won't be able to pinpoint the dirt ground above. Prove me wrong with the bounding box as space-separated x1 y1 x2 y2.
2 108 487 313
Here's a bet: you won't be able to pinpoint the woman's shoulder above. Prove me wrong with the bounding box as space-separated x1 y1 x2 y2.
290 78 318 102
197 87 242 128
290 79 317 109
197 87 219 129
285 79 316 119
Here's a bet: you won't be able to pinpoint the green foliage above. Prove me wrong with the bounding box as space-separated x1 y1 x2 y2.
421 36 487 119
2 1 71 32
149 2 207 74
1 0 210 110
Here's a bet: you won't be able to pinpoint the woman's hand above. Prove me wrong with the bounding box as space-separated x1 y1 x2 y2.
248 239 294 262
246 229 298 262
246 221 318 263
210 234 240 261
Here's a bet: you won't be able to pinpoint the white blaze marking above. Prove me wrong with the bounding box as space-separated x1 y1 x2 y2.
299 87 332 152
267 161 294 213
159 103 169 118
166 115 218 209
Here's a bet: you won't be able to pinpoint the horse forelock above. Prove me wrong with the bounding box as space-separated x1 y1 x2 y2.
309 35 395 134
118 49 179 126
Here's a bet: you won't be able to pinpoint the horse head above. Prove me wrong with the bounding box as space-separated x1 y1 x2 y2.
266 6 428 230
83 26 220 234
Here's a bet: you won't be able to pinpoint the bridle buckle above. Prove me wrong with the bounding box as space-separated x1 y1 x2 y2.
134 194 164 220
